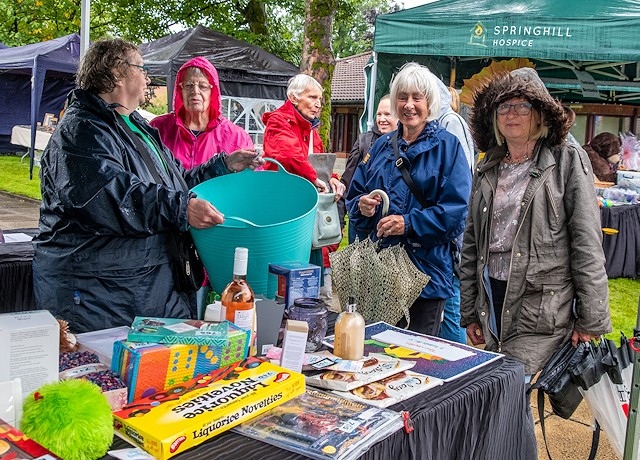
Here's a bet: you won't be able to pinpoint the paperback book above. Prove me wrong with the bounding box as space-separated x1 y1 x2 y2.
333 370 444 408
233 388 403 460
304 353 415 391
324 322 502 382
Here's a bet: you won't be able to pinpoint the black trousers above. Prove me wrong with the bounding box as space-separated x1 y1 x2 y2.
489 277 507 337
396 297 446 336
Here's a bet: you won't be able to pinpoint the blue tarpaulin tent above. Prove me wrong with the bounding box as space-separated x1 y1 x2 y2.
0 34 80 177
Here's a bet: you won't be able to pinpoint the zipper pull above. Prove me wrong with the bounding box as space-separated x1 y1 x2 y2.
402 411 414 433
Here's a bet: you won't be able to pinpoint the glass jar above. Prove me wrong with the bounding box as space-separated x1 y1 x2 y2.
289 298 328 352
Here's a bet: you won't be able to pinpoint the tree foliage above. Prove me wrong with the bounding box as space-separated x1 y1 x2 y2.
0 0 397 64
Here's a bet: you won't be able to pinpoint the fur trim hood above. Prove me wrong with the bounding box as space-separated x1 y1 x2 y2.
470 68 569 152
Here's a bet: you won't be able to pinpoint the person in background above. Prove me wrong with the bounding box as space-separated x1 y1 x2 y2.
33 39 263 333
340 94 398 243
434 79 474 344
262 74 346 308
347 62 471 336
150 56 253 169
460 67 611 377
583 132 620 183
151 56 254 314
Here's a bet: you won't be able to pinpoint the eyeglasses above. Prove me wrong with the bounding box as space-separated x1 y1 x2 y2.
127 63 149 77
496 102 533 115
179 81 213 92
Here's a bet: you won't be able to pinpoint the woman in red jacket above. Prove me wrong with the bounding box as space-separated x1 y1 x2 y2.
262 74 345 309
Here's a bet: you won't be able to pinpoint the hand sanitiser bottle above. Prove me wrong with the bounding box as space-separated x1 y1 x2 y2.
333 296 365 360
221 247 257 355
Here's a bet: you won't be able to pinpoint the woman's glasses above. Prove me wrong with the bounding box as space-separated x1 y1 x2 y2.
127 63 149 77
180 81 213 92
496 102 533 115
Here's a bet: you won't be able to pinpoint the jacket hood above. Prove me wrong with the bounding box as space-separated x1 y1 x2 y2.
173 57 222 128
435 77 453 118
470 68 569 152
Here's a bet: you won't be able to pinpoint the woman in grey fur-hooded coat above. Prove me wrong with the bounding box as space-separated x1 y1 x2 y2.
459 68 611 375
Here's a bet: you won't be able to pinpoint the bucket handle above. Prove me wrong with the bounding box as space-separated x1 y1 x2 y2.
261 157 289 173
368 189 390 216
221 215 254 228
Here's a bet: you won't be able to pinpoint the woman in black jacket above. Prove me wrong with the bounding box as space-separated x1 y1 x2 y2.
33 39 262 333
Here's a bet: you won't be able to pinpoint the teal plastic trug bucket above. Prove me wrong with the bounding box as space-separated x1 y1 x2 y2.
190 160 319 298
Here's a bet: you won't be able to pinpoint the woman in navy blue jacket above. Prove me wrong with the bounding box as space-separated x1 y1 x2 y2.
346 62 471 335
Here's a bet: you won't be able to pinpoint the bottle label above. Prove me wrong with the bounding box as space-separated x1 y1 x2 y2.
233 307 255 331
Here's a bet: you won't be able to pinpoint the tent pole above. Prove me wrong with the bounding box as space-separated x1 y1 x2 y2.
623 295 640 460
449 57 457 88
80 0 90 58
366 52 378 131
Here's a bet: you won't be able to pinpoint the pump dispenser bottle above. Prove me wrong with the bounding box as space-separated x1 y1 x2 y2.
333 296 365 360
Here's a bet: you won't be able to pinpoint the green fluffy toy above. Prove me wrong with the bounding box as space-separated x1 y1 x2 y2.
20 379 113 460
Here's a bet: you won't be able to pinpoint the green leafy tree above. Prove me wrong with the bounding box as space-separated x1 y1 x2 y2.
301 0 338 146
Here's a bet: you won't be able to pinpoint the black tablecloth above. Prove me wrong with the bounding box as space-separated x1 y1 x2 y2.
600 204 640 278
0 228 38 312
106 357 536 460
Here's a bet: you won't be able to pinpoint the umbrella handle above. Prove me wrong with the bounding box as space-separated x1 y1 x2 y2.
368 189 390 217
631 337 640 352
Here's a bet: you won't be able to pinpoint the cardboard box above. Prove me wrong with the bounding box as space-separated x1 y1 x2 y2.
0 310 59 397
59 363 128 411
128 317 229 346
76 326 130 367
112 322 250 402
113 357 305 460
268 262 320 310
255 296 285 356
279 320 308 373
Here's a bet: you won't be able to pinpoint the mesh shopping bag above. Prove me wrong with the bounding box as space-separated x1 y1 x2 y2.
329 190 430 326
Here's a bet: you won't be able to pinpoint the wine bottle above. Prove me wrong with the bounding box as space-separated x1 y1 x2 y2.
221 247 257 356
333 296 365 360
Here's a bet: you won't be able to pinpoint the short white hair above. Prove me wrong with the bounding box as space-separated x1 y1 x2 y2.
287 74 323 98
389 62 441 122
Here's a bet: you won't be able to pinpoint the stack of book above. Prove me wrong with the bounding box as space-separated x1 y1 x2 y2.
315 322 502 407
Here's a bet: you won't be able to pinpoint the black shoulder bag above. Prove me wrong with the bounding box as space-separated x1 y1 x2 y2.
116 116 204 292
528 340 600 460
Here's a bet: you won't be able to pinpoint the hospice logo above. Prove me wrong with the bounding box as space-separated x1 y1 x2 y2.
468 21 572 49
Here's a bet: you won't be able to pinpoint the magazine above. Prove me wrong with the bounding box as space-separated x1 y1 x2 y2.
333 370 444 408
324 322 502 382
233 388 404 460
304 353 416 391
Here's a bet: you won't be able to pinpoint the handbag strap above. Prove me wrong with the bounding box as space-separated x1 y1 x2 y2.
536 388 600 460
392 133 432 209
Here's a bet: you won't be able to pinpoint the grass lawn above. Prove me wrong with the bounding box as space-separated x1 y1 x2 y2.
1 154 638 341
0 155 41 199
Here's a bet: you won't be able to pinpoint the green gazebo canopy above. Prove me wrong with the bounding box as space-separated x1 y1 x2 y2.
363 0 640 129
